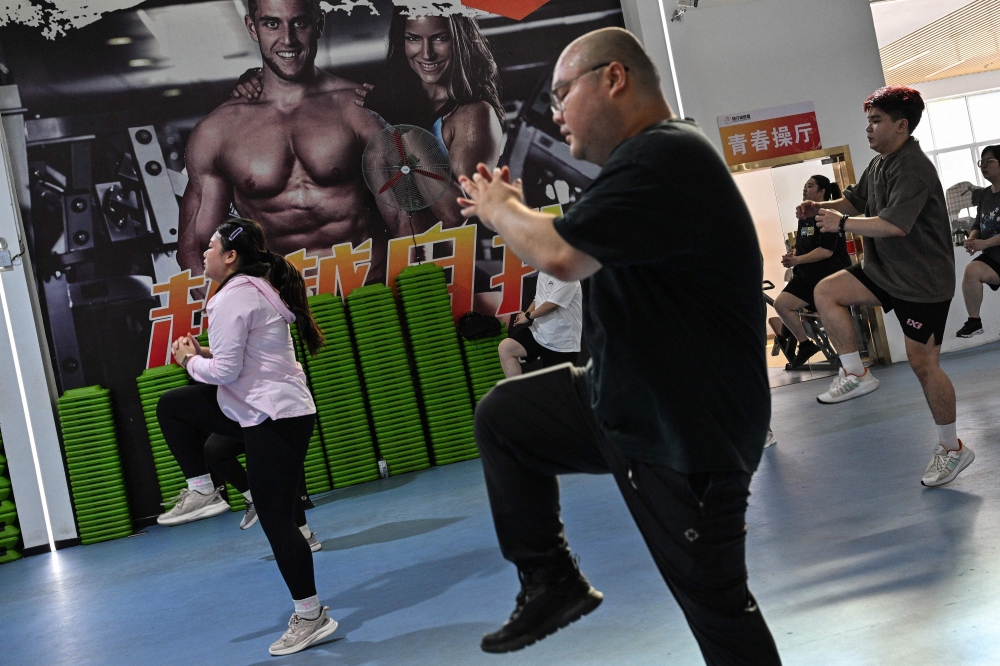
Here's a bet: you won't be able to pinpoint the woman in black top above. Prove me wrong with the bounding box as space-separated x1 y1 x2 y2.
769 175 852 369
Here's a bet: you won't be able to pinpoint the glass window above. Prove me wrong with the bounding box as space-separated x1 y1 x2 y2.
936 148 979 193
968 91 1000 143
912 113 935 152
927 98 974 150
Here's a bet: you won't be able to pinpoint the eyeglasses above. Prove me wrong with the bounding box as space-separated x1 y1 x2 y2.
548 62 627 114
979 158 999 167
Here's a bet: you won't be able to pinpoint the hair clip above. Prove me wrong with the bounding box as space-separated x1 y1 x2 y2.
228 227 244 241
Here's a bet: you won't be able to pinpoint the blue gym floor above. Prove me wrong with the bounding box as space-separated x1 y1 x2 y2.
4 343 1000 665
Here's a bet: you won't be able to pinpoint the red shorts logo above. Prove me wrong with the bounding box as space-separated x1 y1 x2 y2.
907 318 923 329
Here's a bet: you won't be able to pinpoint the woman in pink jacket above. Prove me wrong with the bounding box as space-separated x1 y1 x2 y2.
155 218 336 656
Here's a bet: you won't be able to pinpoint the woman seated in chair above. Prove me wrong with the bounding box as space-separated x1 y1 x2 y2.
769 175 852 369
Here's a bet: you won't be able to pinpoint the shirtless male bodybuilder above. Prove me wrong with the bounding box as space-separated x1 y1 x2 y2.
178 0 410 283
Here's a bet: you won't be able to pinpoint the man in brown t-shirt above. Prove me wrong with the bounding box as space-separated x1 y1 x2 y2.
798 85 973 488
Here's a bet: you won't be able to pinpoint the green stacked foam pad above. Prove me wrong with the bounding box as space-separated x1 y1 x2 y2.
56 386 132 545
304 293 379 488
0 427 21 564
346 284 429 475
462 322 508 403
195 331 247 512
137 364 190 507
0 499 19 564
290 325 332 495
396 264 477 464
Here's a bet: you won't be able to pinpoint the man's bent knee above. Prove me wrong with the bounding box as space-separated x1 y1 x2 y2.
474 382 517 445
497 338 525 358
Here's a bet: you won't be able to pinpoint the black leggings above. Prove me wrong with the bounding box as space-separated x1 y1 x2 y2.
203 434 308 528
158 384 317 600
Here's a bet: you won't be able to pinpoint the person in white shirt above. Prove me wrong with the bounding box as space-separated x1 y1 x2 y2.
498 271 583 378
155 218 338 657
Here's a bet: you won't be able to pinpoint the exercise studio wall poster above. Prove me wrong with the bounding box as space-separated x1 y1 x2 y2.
0 0 623 515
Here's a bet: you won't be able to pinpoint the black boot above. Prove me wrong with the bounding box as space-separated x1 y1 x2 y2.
481 557 603 653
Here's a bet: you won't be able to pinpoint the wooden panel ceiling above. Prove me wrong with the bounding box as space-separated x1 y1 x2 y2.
879 0 1000 85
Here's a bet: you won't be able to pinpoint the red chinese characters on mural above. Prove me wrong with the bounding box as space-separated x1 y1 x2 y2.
145 222 542 369
147 270 205 368
387 222 477 321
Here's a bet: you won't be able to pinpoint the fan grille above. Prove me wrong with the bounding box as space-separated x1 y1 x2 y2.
363 125 452 213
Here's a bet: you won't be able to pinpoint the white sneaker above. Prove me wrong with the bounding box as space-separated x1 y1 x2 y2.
269 606 338 656
307 532 322 552
816 368 880 404
156 487 230 526
764 429 776 448
921 440 975 487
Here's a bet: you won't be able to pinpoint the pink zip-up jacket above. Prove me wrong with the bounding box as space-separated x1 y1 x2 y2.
186 275 316 427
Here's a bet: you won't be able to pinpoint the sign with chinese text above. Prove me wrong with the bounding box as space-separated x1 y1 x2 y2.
718 102 822 167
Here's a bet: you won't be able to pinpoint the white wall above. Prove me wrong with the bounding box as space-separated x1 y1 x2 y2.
0 122 76 550
621 0 887 179
732 169 784 322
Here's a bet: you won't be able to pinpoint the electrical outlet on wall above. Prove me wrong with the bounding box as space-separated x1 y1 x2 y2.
0 238 11 271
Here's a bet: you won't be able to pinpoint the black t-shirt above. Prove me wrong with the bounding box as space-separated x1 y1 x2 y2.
792 217 851 281
553 119 769 474
972 187 1000 263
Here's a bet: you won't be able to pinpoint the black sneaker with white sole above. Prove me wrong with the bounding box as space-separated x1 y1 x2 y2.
956 318 984 338
772 334 796 363
481 558 603 654
789 339 821 369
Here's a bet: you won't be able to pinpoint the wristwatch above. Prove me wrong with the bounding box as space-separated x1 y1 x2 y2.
181 353 194 368
524 311 532 322
839 214 849 235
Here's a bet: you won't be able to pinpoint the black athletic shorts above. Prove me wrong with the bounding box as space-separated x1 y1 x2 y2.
847 264 951 345
781 274 822 309
973 254 1000 292
509 326 578 368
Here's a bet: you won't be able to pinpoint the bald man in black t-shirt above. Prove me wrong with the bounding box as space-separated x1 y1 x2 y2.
456 27 780 665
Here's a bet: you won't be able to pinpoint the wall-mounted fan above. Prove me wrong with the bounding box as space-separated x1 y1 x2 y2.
362 124 452 263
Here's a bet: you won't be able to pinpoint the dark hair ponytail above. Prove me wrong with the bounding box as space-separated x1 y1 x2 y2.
810 175 842 201
215 218 325 355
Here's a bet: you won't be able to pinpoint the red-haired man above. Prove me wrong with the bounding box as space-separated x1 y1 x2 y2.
799 85 973 488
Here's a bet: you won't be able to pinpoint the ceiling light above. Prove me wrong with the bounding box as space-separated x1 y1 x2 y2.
106 36 132 46
129 58 154 68
886 49 931 71
925 58 968 79
162 88 182 97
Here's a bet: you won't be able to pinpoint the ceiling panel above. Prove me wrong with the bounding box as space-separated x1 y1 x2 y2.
879 0 1000 85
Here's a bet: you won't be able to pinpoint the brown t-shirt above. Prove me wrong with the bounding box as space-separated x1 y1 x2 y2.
843 138 955 303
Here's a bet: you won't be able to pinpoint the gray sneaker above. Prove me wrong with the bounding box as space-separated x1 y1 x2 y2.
240 501 258 530
307 532 322 552
269 606 338 656
156 487 230 526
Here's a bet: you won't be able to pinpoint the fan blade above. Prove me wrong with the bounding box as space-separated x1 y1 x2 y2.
413 168 446 181
393 130 407 163
378 170 405 194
